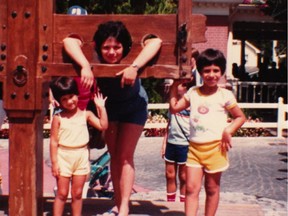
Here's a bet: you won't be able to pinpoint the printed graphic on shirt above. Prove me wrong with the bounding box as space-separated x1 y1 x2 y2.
197 105 209 114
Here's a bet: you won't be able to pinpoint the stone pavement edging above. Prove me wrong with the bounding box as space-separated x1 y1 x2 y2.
129 191 287 216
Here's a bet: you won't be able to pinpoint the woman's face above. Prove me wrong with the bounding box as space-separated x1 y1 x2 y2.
101 37 124 64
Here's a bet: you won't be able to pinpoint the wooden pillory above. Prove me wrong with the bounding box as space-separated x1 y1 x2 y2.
0 0 206 215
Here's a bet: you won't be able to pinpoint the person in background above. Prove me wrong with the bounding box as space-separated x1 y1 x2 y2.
161 80 193 202
49 76 108 216
62 21 162 216
190 48 200 86
169 48 246 216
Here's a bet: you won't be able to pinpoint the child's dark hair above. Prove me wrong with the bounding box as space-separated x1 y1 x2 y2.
182 80 194 90
191 47 199 59
93 21 132 61
196 49 226 75
50 76 79 103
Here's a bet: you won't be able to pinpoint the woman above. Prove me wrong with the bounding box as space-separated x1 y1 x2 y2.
63 21 162 216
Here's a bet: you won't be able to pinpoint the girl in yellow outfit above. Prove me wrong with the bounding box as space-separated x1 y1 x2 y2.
169 49 246 216
50 76 108 216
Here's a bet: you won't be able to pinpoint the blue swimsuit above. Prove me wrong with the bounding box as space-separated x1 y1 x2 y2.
97 77 148 125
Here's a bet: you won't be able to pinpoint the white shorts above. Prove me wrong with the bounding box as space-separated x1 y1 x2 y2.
57 146 90 177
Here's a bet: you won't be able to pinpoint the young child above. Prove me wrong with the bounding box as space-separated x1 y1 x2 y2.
169 49 246 216
161 81 193 202
49 76 108 216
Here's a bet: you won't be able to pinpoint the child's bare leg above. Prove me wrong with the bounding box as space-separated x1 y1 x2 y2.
165 162 177 201
204 172 222 216
185 167 203 216
71 175 87 216
178 164 186 202
54 176 70 216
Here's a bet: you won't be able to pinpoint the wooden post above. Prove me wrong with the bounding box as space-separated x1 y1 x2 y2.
1 0 51 215
178 0 193 78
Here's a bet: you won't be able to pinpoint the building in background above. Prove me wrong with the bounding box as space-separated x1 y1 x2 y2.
192 0 286 81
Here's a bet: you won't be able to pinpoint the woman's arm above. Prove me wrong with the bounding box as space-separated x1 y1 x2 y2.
116 37 162 88
63 37 94 89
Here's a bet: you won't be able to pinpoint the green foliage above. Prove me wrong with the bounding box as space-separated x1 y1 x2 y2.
56 0 177 14
142 78 166 103
145 0 177 14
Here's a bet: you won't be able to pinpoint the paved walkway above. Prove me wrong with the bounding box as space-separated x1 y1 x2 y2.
0 136 287 215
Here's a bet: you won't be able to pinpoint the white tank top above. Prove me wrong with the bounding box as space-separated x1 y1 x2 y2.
58 110 89 148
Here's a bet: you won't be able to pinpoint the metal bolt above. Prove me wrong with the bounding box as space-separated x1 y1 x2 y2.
180 70 187 77
0 65 4 71
42 44 48 51
24 92 30 100
11 92 16 99
181 46 187 52
42 54 48 61
24 12 31 18
11 11 17 18
1 44 6 51
43 24 47 31
41 66 47 73
1 54 6 60
180 55 187 63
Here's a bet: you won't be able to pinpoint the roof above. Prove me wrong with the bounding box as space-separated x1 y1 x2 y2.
230 4 287 40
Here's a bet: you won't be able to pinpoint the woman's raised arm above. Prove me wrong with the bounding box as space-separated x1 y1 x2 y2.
63 37 94 89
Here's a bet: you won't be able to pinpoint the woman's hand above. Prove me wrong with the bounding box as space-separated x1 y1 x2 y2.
116 66 138 88
81 65 94 89
63 37 94 89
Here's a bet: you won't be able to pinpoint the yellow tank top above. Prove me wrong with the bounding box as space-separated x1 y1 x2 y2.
58 110 89 148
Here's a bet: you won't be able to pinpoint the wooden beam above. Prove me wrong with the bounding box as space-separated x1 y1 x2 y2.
39 63 186 79
53 14 177 43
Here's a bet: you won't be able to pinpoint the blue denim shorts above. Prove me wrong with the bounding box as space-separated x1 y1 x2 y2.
106 89 148 126
164 143 189 165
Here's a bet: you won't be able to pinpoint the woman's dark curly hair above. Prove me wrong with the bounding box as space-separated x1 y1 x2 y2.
93 21 132 62
196 48 226 75
50 76 79 104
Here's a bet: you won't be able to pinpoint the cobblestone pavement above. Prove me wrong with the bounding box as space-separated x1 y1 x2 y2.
128 137 287 200
129 136 288 216
1 136 287 216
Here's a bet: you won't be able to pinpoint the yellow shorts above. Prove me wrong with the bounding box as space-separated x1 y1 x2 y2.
186 140 229 173
57 146 90 177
